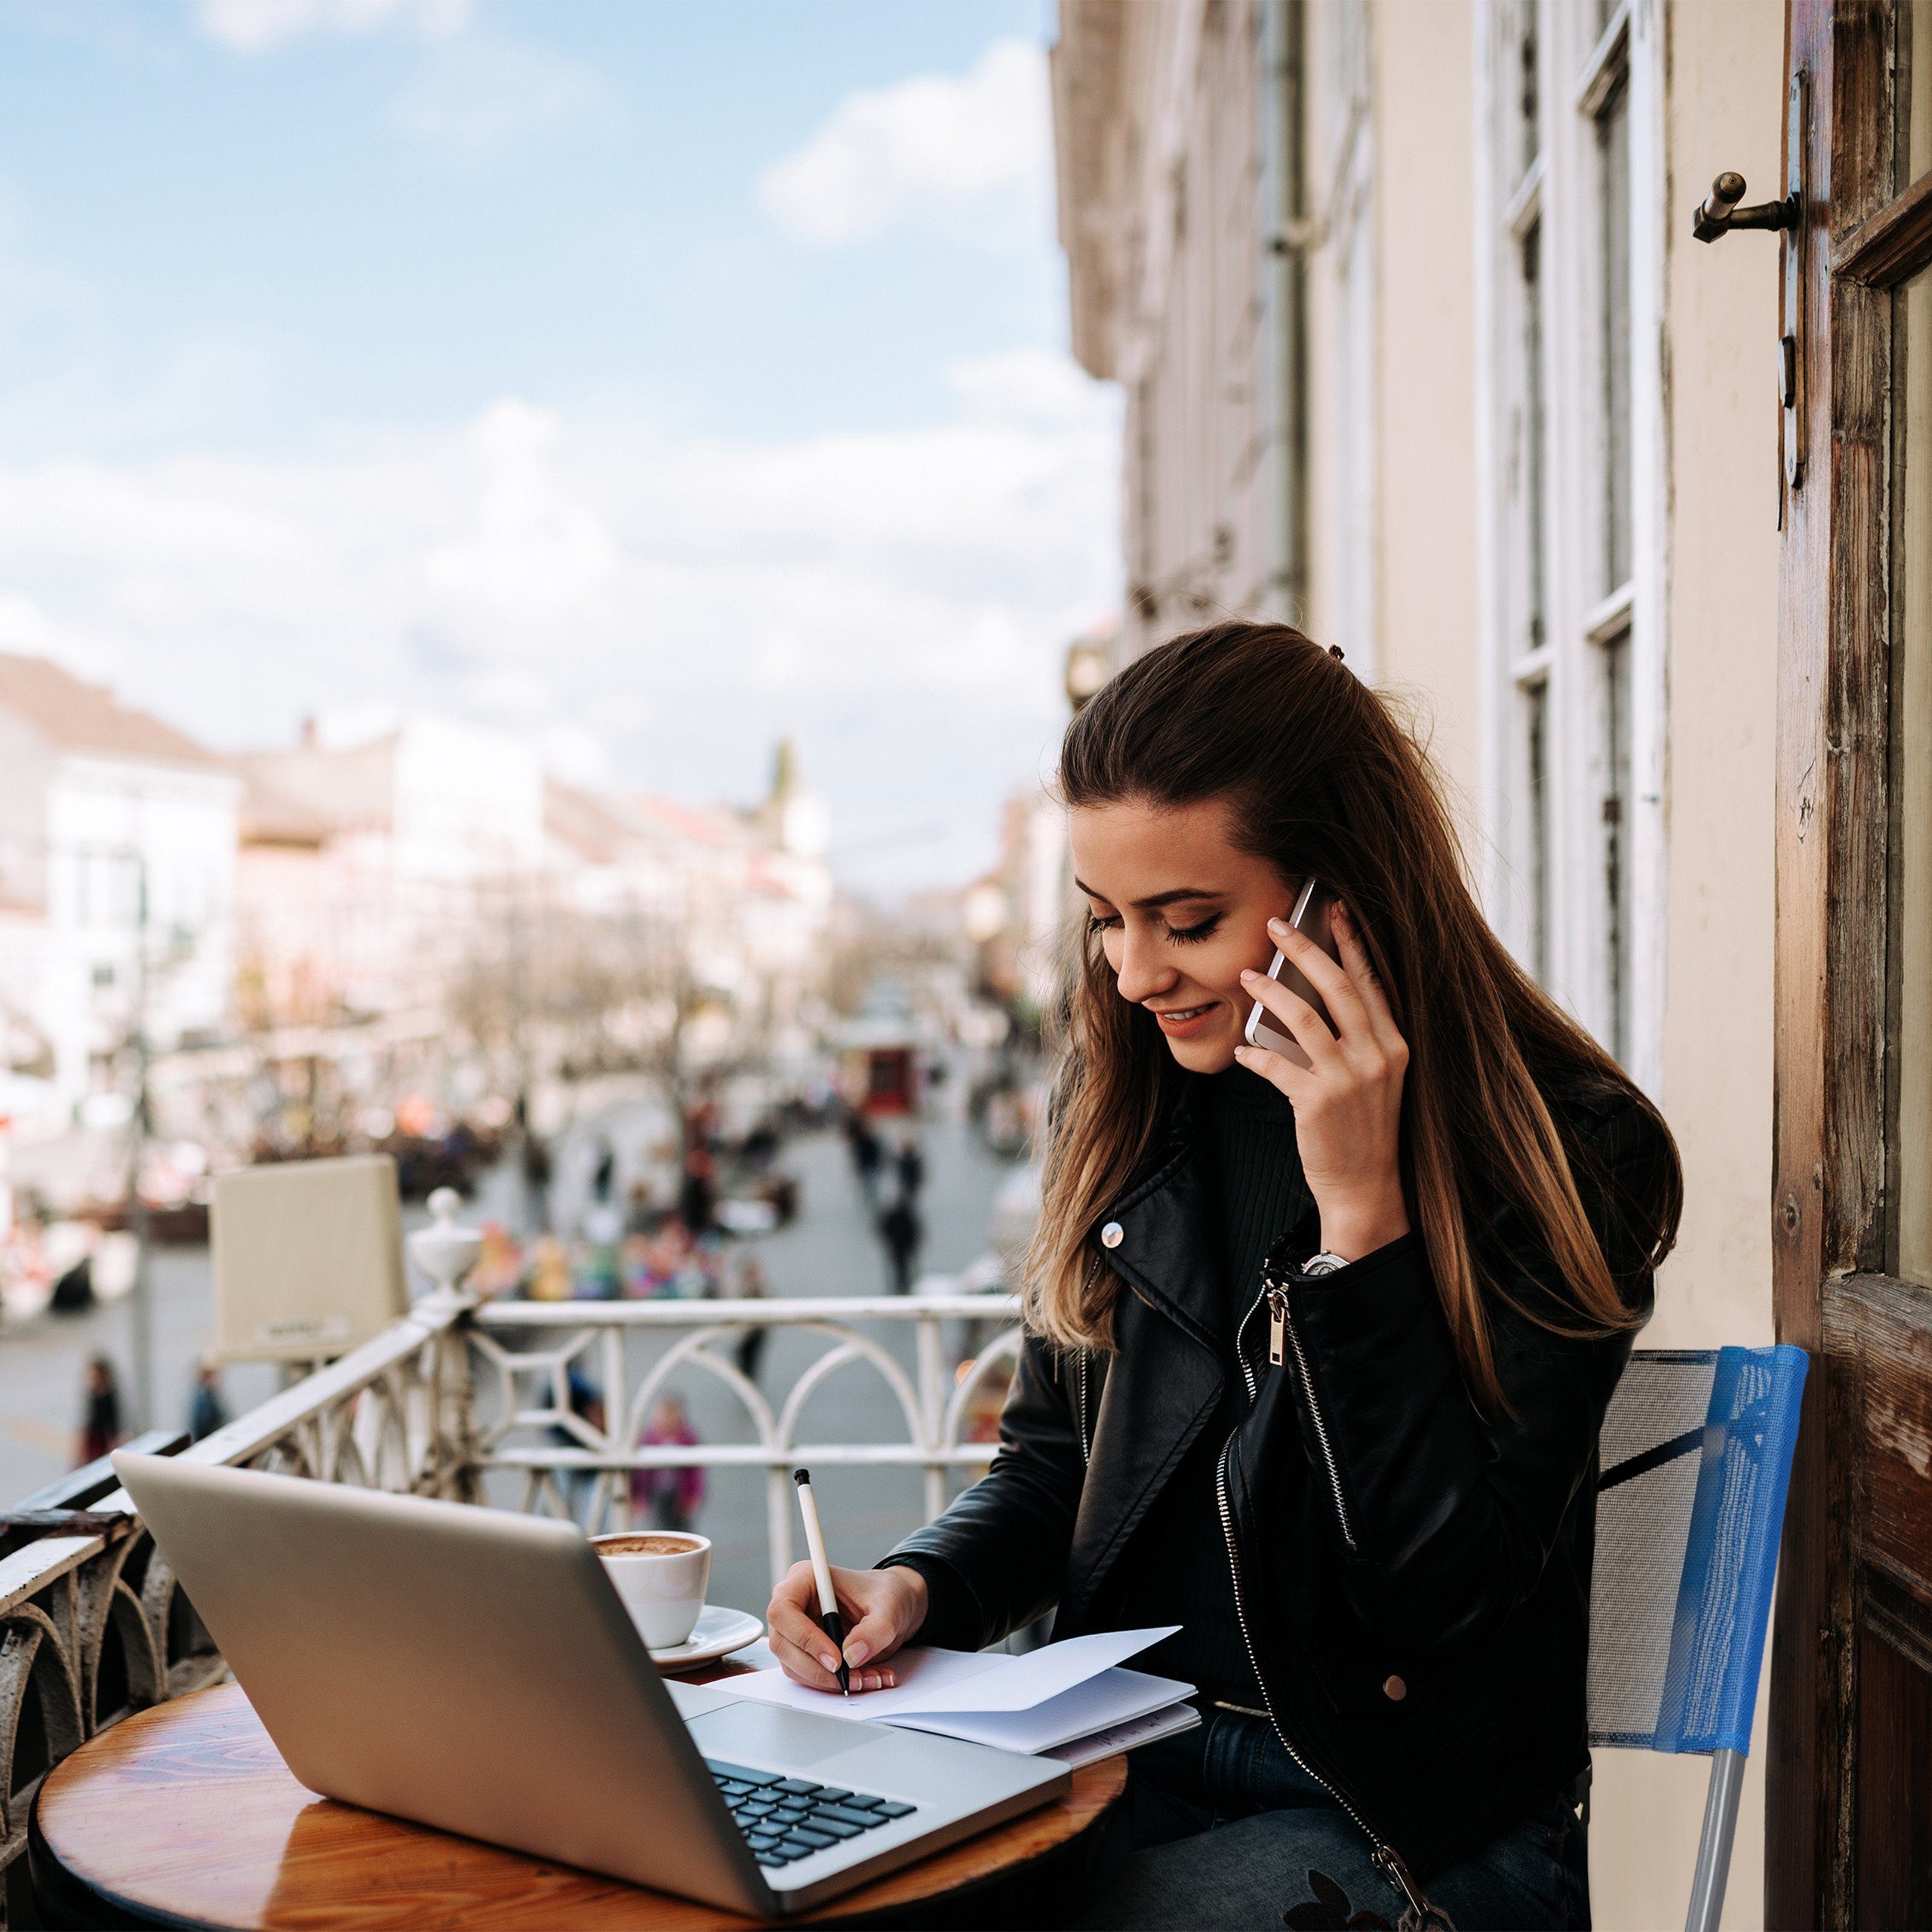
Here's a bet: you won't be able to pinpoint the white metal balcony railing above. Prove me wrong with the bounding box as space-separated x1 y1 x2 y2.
0 1284 1023 1915
469 1294 1024 1585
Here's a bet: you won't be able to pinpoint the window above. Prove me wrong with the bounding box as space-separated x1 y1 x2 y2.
1326 0 1377 678
1598 615 1632 1060
1524 677 1552 983
1478 0 1660 1079
1595 66 1632 596
1486 0 1553 986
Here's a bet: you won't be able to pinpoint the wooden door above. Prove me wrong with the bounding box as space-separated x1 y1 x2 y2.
1770 0 1932 1924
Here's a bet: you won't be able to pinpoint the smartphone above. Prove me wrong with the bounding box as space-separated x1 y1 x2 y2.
1242 878 1340 1071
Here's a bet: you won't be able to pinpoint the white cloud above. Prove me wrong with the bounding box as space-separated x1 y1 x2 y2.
196 0 472 54
759 38 1051 248
947 346 1112 430
0 355 1121 886
0 591 109 681
540 721 612 789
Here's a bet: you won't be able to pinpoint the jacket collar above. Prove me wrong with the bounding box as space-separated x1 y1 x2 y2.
1101 1134 1225 1356
1055 1084 1317 1634
1099 1078 1317 1355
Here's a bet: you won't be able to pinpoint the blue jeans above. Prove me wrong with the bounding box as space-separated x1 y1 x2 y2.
1079 1709 1590 1930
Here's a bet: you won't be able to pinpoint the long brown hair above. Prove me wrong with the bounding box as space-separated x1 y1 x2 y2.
1028 620 1681 1409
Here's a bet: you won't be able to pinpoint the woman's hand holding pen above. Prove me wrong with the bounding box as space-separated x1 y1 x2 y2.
1234 899 1412 1262
767 1563 928 1694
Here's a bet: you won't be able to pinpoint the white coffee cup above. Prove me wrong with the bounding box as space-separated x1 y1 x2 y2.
591 1530 712 1649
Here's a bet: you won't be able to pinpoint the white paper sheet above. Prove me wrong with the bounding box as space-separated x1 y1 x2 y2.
1043 1699 1202 1769
886 1666 1194 1754
723 1626 1181 1722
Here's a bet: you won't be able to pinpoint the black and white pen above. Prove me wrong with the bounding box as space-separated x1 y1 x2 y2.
791 1467 849 1697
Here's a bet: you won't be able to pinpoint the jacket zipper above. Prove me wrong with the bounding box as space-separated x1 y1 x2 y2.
1234 1281 1269 1401
1259 1268 1358 1555
1073 1247 1106 1469
1226 1268 1435 1924
1215 1429 1437 1927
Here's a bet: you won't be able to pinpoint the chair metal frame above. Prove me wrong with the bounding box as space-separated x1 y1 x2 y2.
1590 1345 1807 1932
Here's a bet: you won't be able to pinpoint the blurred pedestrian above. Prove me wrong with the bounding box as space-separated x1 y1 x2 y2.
632 1395 705 1534
592 1137 617 1204
520 1129 553 1232
77 1355 122 1466
742 1115 780 1170
725 1254 770 1386
679 1147 717 1235
188 1362 228 1442
624 1179 657 1235
877 1195 923 1295
554 1365 605 1524
527 1235 572 1300
895 1133 925 1203
51 1239 94 1315
844 1109 883 1204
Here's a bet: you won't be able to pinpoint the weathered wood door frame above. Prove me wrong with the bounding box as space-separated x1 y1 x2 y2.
1769 0 1932 1924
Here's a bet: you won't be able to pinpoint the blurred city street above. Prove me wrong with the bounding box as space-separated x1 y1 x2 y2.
502 1091 1020 1621
1 1088 1023 1626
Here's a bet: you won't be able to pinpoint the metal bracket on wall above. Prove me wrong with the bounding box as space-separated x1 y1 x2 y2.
1690 72 1807 489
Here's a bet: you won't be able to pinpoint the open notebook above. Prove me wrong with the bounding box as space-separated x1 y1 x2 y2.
724 1626 1201 1768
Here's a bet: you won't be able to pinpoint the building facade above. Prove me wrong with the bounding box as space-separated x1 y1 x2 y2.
232 718 834 1115
234 715 549 1033
0 654 241 1122
1054 2 1786 1924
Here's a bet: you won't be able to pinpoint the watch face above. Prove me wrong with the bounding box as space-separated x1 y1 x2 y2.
1300 1253 1346 1278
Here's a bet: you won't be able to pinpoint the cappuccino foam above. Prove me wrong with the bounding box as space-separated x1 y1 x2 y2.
595 1533 703 1558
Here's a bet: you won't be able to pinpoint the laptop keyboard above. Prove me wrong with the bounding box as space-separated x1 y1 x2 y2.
703 1758 918 1869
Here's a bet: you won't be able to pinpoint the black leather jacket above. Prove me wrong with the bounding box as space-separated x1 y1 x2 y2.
884 1078 1668 1893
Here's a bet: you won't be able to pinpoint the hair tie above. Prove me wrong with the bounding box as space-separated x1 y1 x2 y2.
1329 645 1346 661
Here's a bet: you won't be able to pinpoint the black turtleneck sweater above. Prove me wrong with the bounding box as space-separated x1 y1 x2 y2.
1089 1064 1312 1706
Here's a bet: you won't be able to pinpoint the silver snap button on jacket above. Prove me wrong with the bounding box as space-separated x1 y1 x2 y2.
1100 1221 1124 1249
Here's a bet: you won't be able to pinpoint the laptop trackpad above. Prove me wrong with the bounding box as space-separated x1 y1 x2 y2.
691 1699 895 1767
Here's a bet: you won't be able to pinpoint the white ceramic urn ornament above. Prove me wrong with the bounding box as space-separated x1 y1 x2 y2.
408 1186 483 1295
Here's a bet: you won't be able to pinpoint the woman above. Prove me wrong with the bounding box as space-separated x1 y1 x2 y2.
78 1354 123 1465
767 624 1679 1929
632 1394 705 1534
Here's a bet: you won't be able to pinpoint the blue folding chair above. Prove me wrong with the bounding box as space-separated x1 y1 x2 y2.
1589 1345 1808 1932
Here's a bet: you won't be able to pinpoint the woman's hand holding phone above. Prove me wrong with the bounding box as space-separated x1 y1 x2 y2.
1235 900 1411 1263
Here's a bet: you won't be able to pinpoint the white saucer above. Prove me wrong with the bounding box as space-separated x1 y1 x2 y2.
648 1603 765 1673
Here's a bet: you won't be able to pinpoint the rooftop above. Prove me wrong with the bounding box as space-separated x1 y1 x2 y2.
0 653 216 769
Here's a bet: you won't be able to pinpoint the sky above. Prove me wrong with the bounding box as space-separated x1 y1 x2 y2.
0 0 1120 890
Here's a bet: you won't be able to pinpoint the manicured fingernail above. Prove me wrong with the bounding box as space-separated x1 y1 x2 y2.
1239 969 1258 983
844 1641 869 1667
820 1651 840 1671
1268 917 1286 932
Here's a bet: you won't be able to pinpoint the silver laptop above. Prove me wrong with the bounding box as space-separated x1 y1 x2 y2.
113 1454 1069 1916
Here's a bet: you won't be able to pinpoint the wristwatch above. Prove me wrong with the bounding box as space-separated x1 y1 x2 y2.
1265 1250 1351 1365
1297 1251 1350 1278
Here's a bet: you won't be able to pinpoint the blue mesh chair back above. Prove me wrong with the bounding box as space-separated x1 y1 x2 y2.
1588 1345 1807 1932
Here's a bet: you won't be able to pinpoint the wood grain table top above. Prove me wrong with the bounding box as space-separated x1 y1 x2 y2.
33 1680 1128 1930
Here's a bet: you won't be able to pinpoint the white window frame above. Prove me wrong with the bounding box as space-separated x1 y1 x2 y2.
1473 0 1666 1091
1330 1 1377 681
1302 0 1379 677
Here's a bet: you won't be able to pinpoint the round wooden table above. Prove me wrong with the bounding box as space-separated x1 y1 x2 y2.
31 1681 1128 1930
